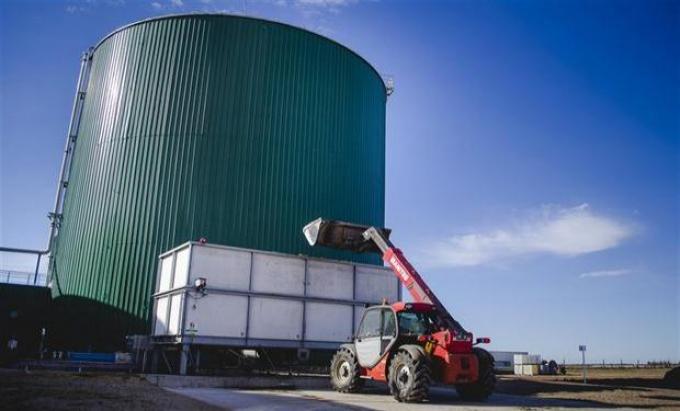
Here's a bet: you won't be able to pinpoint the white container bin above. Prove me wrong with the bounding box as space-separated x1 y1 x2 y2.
514 353 543 375
514 354 542 365
490 351 528 373
151 242 401 349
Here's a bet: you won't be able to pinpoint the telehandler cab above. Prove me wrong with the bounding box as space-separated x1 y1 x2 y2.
303 218 495 402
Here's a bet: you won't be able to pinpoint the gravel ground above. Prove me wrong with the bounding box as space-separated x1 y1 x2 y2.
495 368 680 410
0 369 223 411
2 367 678 410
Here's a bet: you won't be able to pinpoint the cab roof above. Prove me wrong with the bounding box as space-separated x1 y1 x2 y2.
391 302 436 313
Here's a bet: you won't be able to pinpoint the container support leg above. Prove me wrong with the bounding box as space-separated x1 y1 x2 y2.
194 347 201 374
180 344 189 375
151 348 159 373
141 349 148 373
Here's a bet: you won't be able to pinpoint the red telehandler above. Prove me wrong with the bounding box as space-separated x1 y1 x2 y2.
303 218 495 402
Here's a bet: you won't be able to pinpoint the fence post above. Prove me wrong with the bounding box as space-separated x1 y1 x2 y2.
33 254 42 285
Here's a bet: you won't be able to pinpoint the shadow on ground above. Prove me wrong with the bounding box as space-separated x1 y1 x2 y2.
360 383 614 408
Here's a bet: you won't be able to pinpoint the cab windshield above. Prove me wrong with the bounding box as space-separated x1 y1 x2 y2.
397 310 441 336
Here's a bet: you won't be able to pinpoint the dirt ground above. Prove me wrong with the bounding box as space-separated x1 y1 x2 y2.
0 369 223 411
496 367 680 409
1 367 678 410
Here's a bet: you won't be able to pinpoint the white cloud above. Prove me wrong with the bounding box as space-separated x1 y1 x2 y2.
257 0 365 15
151 1 163 9
296 0 357 6
65 0 125 12
428 204 634 267
579 269 630 279
170 0 184 6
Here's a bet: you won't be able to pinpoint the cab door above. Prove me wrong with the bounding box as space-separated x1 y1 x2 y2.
355 307 397 368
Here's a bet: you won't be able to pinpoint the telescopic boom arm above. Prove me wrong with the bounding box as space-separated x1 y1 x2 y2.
303 218 469 337
362 226 444 307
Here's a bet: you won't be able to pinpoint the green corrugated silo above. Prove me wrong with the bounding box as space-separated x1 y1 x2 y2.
51 14 386 349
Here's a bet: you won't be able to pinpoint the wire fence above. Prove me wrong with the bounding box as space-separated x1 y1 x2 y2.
571 362 679 369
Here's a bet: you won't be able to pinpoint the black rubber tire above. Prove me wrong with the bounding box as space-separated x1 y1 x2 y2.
329 346 364 393
388 350 432 402
455 347 496 401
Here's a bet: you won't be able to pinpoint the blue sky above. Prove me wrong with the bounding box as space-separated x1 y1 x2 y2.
1 0 678 363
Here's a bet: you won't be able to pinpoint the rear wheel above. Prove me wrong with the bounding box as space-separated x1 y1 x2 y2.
388 350 431 402
456 347 496 401
329 346 364 393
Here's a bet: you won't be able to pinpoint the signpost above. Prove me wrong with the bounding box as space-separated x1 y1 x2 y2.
579 345 587 383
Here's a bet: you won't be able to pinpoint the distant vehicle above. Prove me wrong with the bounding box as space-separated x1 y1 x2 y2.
540 359 559 375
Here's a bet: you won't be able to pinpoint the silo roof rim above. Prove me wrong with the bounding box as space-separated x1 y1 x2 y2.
91 12 387 94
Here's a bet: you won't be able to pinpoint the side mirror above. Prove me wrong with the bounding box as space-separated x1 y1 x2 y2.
475 337 491 345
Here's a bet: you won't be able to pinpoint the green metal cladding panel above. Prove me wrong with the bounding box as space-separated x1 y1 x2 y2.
51 15 386 344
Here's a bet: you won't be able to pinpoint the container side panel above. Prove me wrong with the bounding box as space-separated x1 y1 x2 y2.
355 267 399 302
190 246 251 291
305 302 353 342
158 255 174 292
173 248 190 288
251 253 305 296
306 260 353 300
168 294 183 335
248 297 303 340
154 296 169 335
184 294 248 337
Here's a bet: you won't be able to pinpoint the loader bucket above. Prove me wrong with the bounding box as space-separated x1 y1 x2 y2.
302 218 391 254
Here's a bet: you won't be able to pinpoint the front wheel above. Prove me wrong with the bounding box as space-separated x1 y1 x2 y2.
329 346 364 393
388 350 432 402
456 347 496 401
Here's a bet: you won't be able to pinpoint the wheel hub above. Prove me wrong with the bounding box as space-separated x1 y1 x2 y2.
396 364 412 390
337 361 351 384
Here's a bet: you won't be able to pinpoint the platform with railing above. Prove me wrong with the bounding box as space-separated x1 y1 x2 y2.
0 247 49 287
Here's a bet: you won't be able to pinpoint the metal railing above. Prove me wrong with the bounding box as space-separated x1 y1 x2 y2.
0 269 48 286
0 247 49 287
